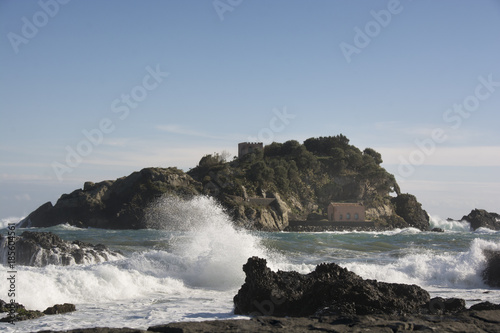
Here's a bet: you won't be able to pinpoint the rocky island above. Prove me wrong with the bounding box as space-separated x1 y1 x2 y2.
19 136 431 232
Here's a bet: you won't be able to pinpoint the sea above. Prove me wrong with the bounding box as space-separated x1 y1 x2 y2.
1 195 499 332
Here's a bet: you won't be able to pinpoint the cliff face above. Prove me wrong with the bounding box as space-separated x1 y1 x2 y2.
19 136 429 231
188 137 429 231
18 168 202 229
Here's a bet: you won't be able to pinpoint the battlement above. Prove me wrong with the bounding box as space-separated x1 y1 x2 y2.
238 142 263 158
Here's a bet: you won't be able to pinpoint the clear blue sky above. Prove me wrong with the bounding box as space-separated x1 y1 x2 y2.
1 0 499 220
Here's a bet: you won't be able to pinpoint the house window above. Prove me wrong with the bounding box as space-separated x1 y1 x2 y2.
339 214 343 220
346 213 351 220
354 213 359 220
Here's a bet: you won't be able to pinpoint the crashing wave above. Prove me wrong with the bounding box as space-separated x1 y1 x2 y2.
0 231 123 267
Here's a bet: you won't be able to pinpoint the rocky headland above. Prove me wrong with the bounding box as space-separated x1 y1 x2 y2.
18 136 432 232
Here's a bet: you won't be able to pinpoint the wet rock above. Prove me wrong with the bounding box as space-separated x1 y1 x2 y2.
0 300 76 324
43 303 76 315
391 194 430 231
431 227 444 232
482 250 500 288
0 231 122 267
461 209 500 231
427 297 466 314
149 311 500 333
470 301 500 311
233 257 430 317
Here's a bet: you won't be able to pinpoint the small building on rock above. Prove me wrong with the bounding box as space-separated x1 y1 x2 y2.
327 202 365 222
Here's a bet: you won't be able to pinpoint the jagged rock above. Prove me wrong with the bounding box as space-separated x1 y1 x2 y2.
461 209 500 231
482 250 500 287
0 231 122 267
233 257 430 317
43 303 76 315
18 168 203 229
431 228 445 232
391 194 430 231
427 297 466 314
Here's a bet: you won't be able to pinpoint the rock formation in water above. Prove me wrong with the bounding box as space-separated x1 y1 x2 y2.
461 209 500 231
0 300 75 323
233 257 431 317
0 231 122 266
483 250 500 288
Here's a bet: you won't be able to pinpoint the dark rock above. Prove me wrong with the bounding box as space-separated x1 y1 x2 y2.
482 250 500 288
391 194 430 231
427 297 466 314
0 309 45 322
0 300 78 324
43 303 76 315
431 228 444 232
233 257 430 317
0 231 121 267
470 301 500 311
0 299 25 313
148 311 500 333
461 209 500 231
18 167 203 229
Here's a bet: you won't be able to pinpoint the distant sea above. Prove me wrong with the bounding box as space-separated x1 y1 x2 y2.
1 196 499 332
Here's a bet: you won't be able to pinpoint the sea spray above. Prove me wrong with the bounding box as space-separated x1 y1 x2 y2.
144 195 282 290
344 238 500 290
429 215 471 232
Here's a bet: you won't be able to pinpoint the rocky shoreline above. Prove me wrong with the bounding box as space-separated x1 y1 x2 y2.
25 310 500 332
3 252 498 333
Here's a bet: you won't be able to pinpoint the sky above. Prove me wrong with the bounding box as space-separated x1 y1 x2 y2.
1 0 499 220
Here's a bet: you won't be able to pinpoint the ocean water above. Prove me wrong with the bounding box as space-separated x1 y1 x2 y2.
0 196 499 332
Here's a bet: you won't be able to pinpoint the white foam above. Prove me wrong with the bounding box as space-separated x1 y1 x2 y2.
0 216 23 230
345 238 500 290
144 195 282 290
429 215 471 232
0 260 187 311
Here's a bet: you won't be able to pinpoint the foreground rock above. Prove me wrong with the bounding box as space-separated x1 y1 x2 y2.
483 250 500 287
30 308 500 333
461 209 500 231
149 310 500 333
0 231 122 266
234 257 430 317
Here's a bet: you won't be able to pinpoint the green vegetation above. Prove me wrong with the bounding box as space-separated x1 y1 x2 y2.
188 135 400 221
